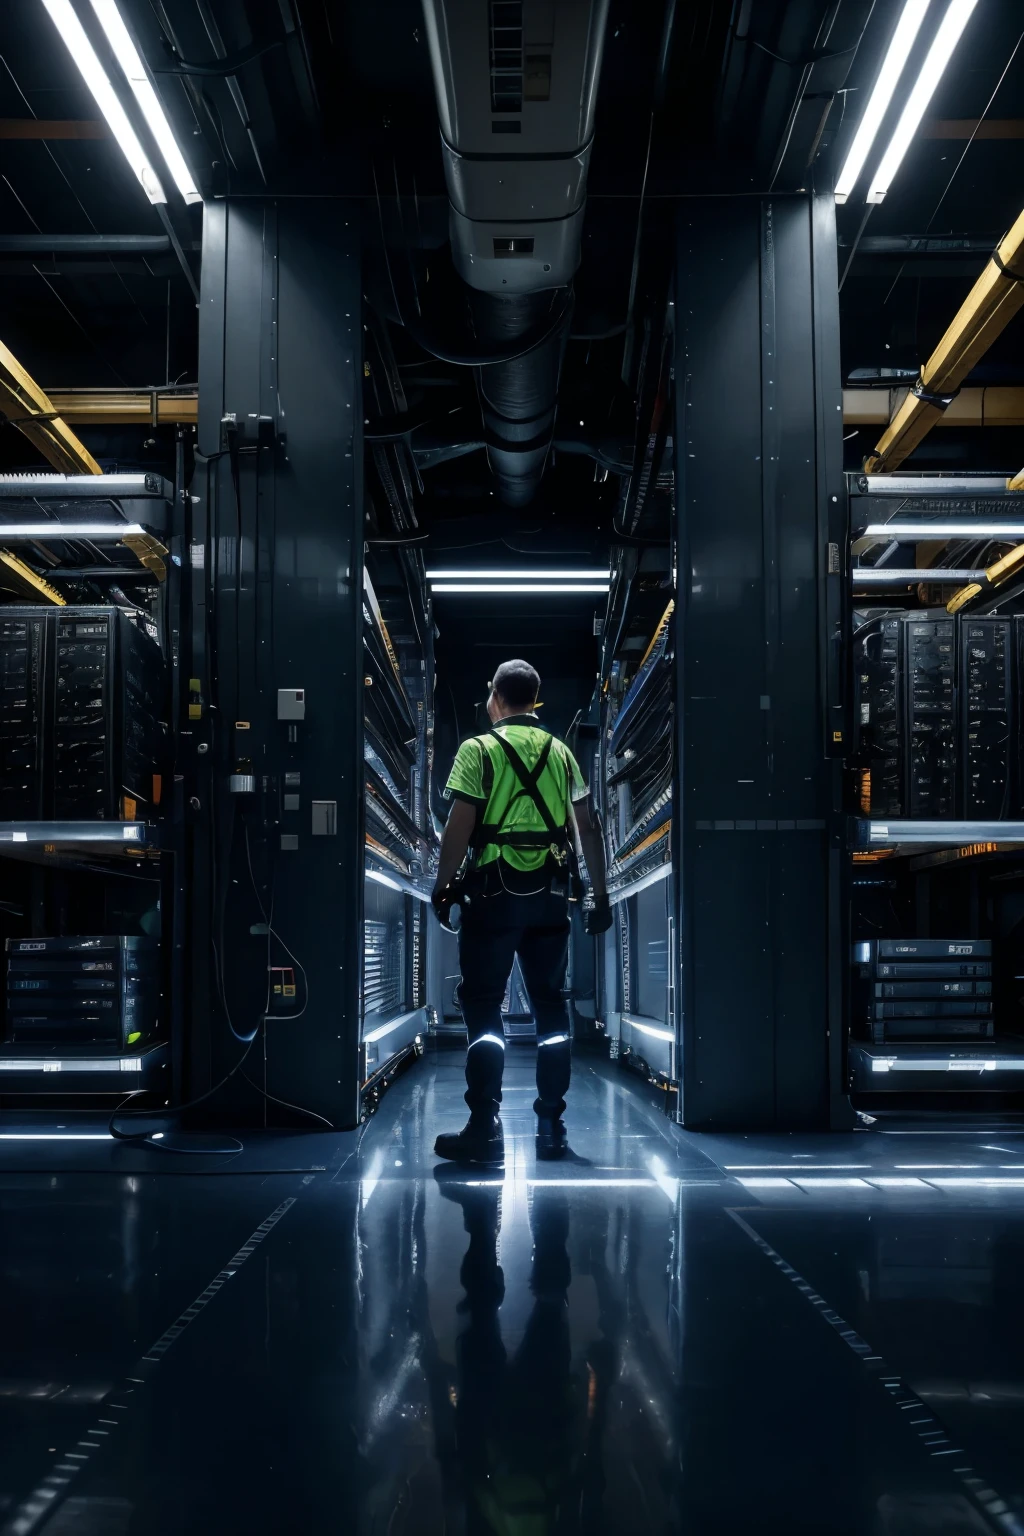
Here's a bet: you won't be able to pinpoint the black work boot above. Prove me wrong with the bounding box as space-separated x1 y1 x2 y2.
535 1112 568 1161
434 1113 504 1165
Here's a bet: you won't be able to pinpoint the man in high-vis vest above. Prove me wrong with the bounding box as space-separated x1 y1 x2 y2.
431 659 612 1165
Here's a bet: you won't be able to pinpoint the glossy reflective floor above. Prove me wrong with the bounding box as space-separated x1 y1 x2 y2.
1 1047 1024 1534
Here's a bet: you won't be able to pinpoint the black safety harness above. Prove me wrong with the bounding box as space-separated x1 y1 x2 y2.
473 728 572 857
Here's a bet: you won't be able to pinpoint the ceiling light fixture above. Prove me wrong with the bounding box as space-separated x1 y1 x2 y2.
430 583 609 594
0 523 146 538
426 569 611 580
863 522 1024 539
834 0 931 204
40 0 166 204
867 0 980 204
854 567 987 582
89 0 201 204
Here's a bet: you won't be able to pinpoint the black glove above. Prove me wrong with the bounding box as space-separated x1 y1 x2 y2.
432 884 468 933
584 894 613 936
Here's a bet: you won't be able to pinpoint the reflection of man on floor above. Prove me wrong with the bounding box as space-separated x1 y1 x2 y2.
436 1173 587 1534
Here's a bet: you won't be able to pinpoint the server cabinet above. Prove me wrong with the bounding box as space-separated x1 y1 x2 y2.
0 613 47 821
961 618 1013 818
0 607 165 821
846 476 1024 1107
192 199 366 1127
904 614 956 819
852 612 901 816
674 195 840 1128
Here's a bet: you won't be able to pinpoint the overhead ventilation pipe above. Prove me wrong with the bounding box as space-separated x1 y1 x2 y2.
422 0 609 506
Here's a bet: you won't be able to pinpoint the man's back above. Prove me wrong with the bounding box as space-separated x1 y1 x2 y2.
447 717 588 876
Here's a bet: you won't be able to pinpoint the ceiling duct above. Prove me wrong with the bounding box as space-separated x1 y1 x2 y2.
421 0 610 505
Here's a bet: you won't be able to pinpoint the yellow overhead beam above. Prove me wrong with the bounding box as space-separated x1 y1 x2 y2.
0 342 102 475
121 531 168 584
0 552 66 605
0 119 108 140
844 386 1024 428
946 542 1024 615
30 383 1024 434
865 212 1024 474
46 390 198 426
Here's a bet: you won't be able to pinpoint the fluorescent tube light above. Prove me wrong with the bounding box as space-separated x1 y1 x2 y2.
867 0 980 204
834 0 931 203
871 1056 1003 1072
426 569 610 579
0 523 146 538
0 1132 112 1140
623 1016 674 1042
89 0 201 204
40 0 166 204
431 584 609 594
863 523 1024 538
365 867 406 895
854 567 987 582
0 1057 142 1072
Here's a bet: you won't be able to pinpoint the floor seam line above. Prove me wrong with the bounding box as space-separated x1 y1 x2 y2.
725 1206 1024 1536
0 1193 299 1536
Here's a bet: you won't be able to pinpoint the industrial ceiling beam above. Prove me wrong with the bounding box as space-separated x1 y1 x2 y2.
864 213 1024 474
946 542 1024 614
0 118 108 139
0 343 102 475
0 235 174 254
33 385 1024 433
923 118 1024 139
45 390 198 425
845 386 1024 428
839 234 1001 256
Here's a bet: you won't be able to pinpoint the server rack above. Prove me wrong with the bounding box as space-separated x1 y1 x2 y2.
360 561 435 1104
846 474 1024 1107
594 553 676 1099
0 471 181 1106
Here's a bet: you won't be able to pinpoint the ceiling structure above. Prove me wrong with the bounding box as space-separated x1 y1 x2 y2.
1 0 1024 730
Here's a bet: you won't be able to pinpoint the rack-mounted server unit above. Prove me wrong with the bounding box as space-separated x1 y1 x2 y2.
0 607 167 821
853 939 993 1045
5 935 162 1048
853 611 1016 819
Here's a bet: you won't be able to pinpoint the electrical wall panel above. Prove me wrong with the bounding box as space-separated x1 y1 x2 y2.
0 607 167 822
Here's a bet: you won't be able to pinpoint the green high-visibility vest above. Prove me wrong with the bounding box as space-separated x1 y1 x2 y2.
445 717 587 873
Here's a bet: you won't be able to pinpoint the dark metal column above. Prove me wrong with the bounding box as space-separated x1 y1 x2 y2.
674 194 845 1129
190 198 364 1128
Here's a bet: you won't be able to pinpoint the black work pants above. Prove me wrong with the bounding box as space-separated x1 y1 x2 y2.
458 887 571 1118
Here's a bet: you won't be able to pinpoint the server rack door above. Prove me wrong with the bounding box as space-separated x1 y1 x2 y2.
674 196 838 1128
192 199 364 1127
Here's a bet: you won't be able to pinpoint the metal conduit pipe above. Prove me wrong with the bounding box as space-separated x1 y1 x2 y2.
421 0 609 505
